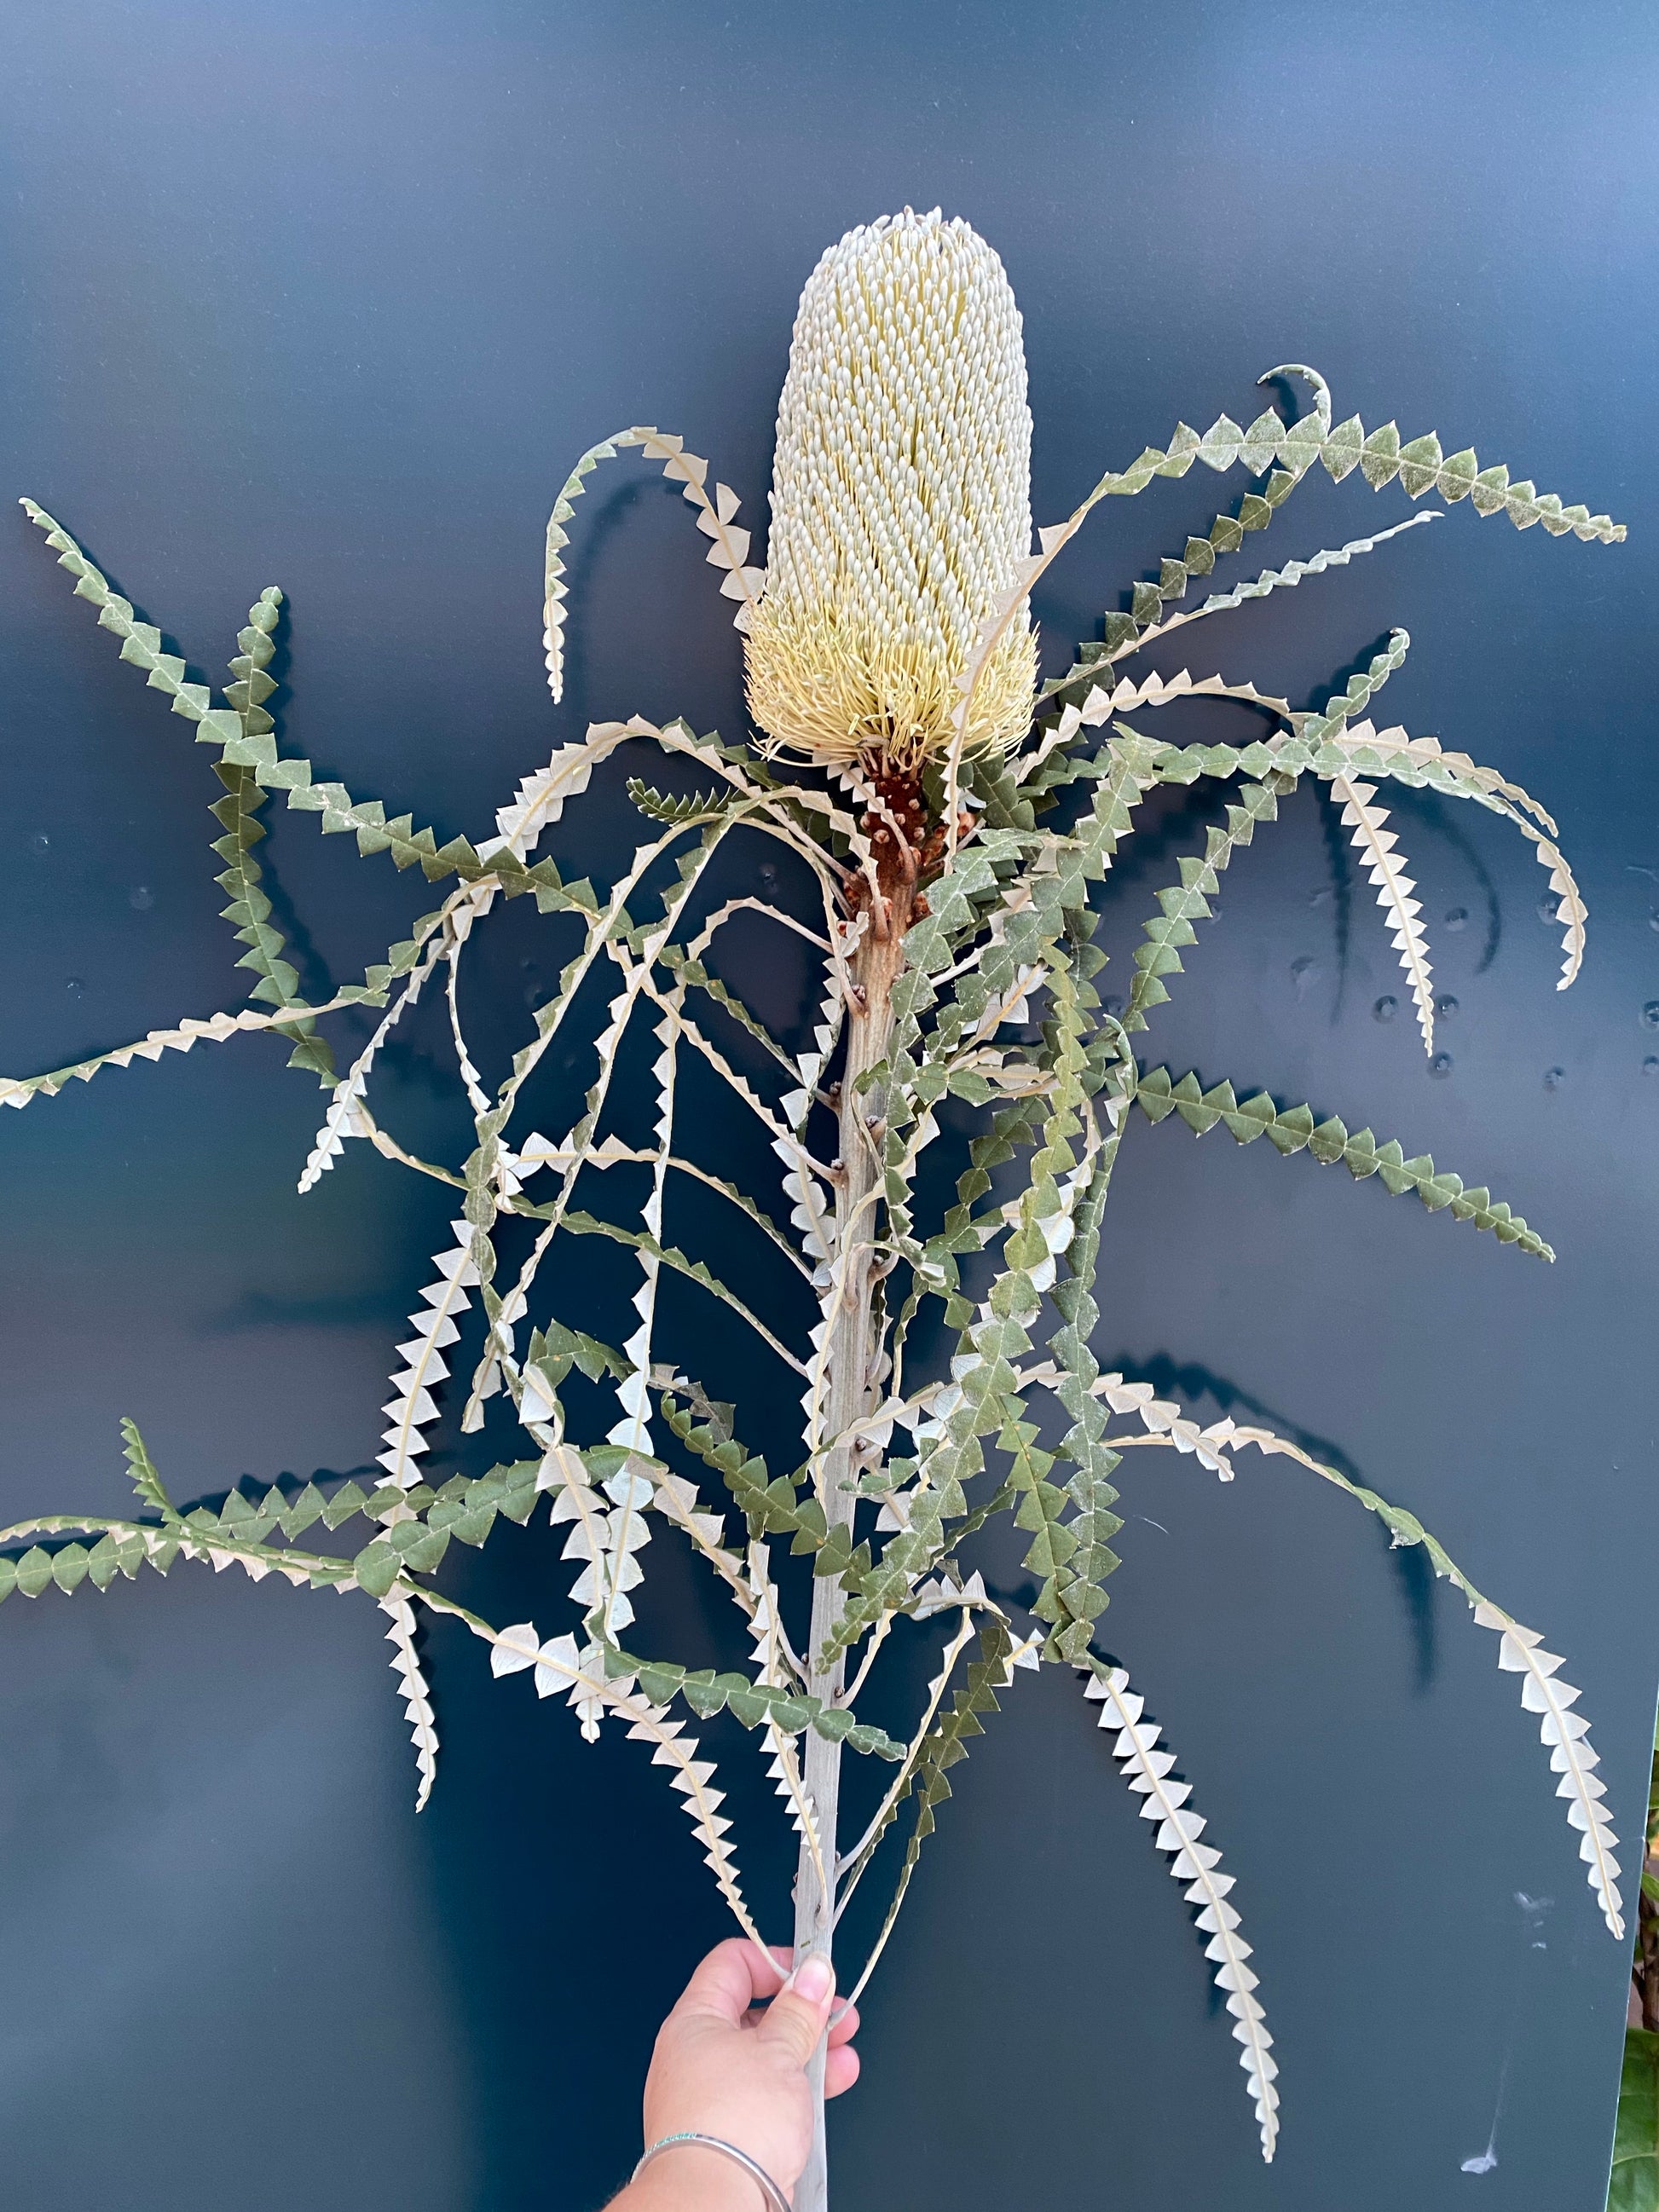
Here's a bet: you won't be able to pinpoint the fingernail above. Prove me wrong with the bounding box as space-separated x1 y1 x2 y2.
792 1954 834 2004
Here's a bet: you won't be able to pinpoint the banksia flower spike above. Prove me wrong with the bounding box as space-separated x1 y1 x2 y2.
744 208 1037 771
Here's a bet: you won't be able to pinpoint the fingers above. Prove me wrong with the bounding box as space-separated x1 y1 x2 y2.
669 1940 860 2082
754 1952 835 2070
825 2042 861 2099
674 1937 789 2026
826 1995 859 2094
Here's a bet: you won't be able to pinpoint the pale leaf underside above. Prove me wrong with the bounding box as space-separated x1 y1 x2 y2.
1085 1663 1280 2160
1336 775 1436 1053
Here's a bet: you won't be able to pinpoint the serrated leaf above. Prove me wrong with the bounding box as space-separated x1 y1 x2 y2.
1086 1664 1278 2159
1133 1071 1553 1258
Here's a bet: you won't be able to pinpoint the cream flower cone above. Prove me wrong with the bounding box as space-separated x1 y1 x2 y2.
744 207 1036 771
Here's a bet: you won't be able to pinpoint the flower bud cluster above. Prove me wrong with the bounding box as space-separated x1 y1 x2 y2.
745 207 1036 768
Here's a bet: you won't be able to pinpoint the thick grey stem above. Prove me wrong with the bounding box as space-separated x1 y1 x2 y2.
790 931 900 2212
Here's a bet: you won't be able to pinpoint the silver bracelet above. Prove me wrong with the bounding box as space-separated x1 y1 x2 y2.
631 2130 790 2211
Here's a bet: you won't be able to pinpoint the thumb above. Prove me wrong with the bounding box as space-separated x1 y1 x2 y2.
758 1953 835 2069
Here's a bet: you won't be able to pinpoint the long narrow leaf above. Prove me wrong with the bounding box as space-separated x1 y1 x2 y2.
1084 1663 1279 2160
1131 1067 1554 1260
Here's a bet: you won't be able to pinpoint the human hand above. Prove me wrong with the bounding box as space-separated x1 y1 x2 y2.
616 1940 860 2209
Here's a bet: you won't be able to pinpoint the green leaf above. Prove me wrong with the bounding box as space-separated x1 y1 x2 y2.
120 1418 178 1520
50 1543 91 1594
321 1480 370 1530
1299 627 1409 745
1040 518 1439 738
653 939 806 1096
660 1385 820 1547
1001 1409 1074 1638
388 1521 450 1575
1610 2030 1659 2212
634 1661 685 1709
627 777 734 827
1037 481 1297 714
1021 378 1620 727
857 1620 1013 1966
679 1669 726 1718
1124 775 1294 1030
352 1540 400 1599
610 1636 903 1759
19 504 572 915
1132 1070 1554 1260
15 1547 55 1598
424 1459 542 1547
205 592 335 1083
531 1320 630 1385
523 1208 800 1375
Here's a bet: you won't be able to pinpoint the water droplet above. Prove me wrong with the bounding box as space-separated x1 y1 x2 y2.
129 885 153 911
1538 895 1561 924
759 863 778 892
65 977 84 996
1436 994 1459 1018
29 830 49 853
1430 1053 1454 1079
1102 995 1124 1018
1645 1056 1659 1077
1543 1066 1564 1092
1373 995 1397 1023
1444 906 1468 932
1644 1002 1659 1030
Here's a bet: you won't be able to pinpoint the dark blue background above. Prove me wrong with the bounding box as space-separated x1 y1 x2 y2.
1 3 1656 2207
